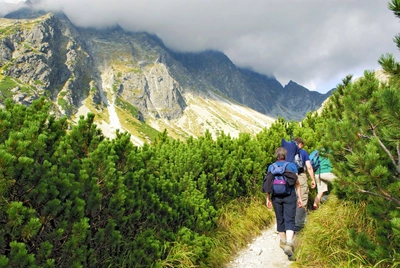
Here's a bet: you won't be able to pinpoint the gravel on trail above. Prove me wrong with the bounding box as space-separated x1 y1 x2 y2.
225 223 294 268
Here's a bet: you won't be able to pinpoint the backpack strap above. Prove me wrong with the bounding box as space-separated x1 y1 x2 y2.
282 162 289 170
272 162 289 171
270 163 277 172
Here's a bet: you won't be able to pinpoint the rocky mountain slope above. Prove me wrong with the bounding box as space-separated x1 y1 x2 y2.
0 9 332 145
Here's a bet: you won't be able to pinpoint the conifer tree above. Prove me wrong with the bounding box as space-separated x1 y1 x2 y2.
319 71 400 263
0 98 70 266
379 0 400 87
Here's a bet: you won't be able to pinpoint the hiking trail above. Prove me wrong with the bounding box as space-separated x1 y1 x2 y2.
225 222 293 268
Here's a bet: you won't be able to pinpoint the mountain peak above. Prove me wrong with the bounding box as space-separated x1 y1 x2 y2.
0 11 331 144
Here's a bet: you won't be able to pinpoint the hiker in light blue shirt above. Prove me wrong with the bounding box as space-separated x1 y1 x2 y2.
264 147 302 261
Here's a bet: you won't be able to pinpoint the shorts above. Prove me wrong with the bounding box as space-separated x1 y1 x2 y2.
316 172 336 194
298 172 309 206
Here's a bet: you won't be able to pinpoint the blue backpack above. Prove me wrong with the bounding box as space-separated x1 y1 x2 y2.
271 162 291 196
309 150 321 172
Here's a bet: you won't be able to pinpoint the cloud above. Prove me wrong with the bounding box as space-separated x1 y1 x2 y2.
1 0 399 93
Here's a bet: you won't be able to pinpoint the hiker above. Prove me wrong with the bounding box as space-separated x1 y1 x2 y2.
264 147 302 260
312 152 336 209
293 137 316 231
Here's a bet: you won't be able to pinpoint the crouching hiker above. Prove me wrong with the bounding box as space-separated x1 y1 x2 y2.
313 151 337 209
262 147 302 261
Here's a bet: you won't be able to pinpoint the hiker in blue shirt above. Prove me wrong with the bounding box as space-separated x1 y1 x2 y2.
293 137 316 231
264 147 302 260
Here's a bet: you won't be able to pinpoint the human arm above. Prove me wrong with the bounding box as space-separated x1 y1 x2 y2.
305 160 316 189
266 193 272 209
295 178 303 208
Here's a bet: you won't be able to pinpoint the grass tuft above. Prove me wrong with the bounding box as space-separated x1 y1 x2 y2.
153 194 274 268
157 241 199 268
206 194 274 267
292 195 380 268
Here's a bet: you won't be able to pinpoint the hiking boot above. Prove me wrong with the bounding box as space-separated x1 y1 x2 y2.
288 254 295 261
284 242 294 259
279 239 286 251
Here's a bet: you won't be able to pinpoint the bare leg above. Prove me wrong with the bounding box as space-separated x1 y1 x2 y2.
313 191 325 208
279 232 286 241
279 232 286 250
284 230 295 260
314 173 336 208
286 230 294 242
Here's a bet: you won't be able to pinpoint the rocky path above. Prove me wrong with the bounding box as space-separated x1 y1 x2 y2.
225 223 293 268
